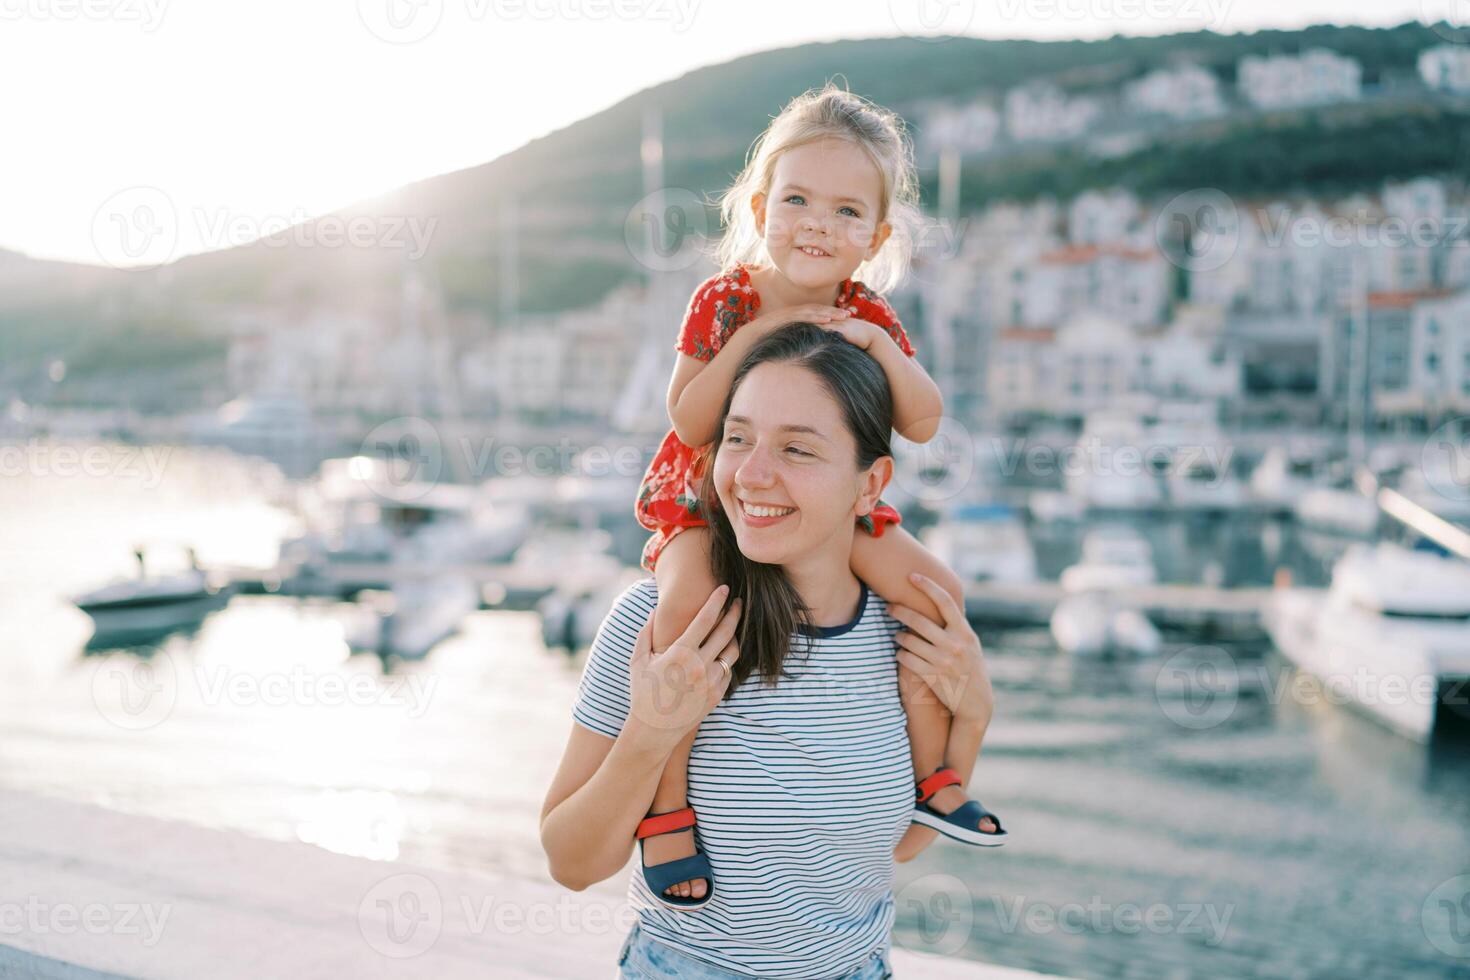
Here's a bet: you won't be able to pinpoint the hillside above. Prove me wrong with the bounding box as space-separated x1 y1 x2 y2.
1 21 1461 406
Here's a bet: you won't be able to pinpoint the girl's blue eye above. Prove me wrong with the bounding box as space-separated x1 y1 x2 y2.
784 194 806 206
838 206 860 217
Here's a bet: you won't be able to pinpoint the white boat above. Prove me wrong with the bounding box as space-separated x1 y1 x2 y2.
281 456 528 591
1029 489 1086 524
1050 593 1162 657
72 552 229 646
1166 455 1246 511
1065 411 1164 511
1250 445 1329 508
1059 525 1157 592
353 575 480 661
1265 543 1470 742
1293 486 1379 536
921 503 1037 584
538 567 648 652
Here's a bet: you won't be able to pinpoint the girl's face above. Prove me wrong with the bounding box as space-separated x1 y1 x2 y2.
752 137 892 292
712 361 890 568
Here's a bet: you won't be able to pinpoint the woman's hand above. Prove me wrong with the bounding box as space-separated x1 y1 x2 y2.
888 573 993 727
626 585 742 754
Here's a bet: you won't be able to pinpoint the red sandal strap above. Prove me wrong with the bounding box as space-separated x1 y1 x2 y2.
916 767 961 803
636 806 696 839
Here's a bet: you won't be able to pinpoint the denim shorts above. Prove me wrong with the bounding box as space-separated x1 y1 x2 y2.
615 920 894 979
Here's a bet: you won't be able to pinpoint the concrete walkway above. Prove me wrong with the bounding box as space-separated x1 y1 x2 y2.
0 791 1062 979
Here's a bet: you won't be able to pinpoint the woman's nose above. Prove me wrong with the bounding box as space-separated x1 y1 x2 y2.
736 443 776 489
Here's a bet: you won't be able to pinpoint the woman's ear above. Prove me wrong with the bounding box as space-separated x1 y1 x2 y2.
855 456 894 517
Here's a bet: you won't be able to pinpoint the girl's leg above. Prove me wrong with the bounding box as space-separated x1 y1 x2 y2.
644 527 717 899
850 526 998 835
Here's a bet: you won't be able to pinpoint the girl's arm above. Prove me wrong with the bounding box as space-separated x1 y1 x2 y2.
667 305 851 447
834 321 943 444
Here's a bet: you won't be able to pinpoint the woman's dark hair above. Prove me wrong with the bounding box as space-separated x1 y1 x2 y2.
698 322 894 695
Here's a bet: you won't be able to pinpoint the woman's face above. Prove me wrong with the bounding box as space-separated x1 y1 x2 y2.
752 137 891 292
712 361 890 568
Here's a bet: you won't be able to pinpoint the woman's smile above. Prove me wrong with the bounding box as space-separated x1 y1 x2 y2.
736 498 798 527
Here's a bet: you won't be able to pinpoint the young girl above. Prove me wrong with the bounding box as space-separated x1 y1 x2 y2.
632 84 1008 910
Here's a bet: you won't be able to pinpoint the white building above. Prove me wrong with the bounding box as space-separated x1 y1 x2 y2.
1419 44 1470 94
1399 289 1470 416
923 101 1002 155
987 315 1141 419
1238 48 1362 110
1137 309 1243 403
1068 190 1142 246
1124 64 1225 120
1004 83 1102 142
1022 243 1171 328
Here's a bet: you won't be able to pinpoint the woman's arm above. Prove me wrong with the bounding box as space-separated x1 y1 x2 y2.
540 718 676 890
668 305 854 447
826 321 943 444
541 590 741 890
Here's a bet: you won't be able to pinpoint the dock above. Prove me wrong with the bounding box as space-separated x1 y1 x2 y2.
965 581 1273 639
0 790 1067 980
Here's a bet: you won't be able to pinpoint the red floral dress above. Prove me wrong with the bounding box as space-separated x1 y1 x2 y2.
635 264 915 573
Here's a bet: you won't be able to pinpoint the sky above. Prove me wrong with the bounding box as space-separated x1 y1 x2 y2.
0 0 1438 267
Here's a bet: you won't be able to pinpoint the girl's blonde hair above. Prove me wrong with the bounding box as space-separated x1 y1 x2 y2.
715 82 921 296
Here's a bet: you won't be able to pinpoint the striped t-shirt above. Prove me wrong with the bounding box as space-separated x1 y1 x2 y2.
571 577 914 979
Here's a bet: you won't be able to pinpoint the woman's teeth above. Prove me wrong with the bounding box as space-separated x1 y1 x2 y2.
742 502 795 518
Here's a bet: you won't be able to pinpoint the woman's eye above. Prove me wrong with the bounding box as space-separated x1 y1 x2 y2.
724 433 745 445
785 446 812 457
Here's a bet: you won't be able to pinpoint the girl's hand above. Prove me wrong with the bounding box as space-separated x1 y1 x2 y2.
627 586 742 751
817 318 883 351
750 304 851 336
888 574 994 726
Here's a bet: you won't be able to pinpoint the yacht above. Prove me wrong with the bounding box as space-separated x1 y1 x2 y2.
1265 543 1470 742
1059 525 1157 592
1293 486 1379 537
1065 411 1164 511
921 503 1038 585
280 456 528 592
1051 592 1161 657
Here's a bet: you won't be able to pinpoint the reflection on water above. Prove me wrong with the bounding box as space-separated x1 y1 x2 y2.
3 444 1469 978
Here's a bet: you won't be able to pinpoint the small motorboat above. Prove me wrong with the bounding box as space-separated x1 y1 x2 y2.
72 548 229 647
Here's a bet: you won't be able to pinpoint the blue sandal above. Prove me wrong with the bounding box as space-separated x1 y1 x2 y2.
636 806 715 911
912 766 1008 846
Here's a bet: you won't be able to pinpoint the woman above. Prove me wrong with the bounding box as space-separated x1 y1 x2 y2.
540 324 996 979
